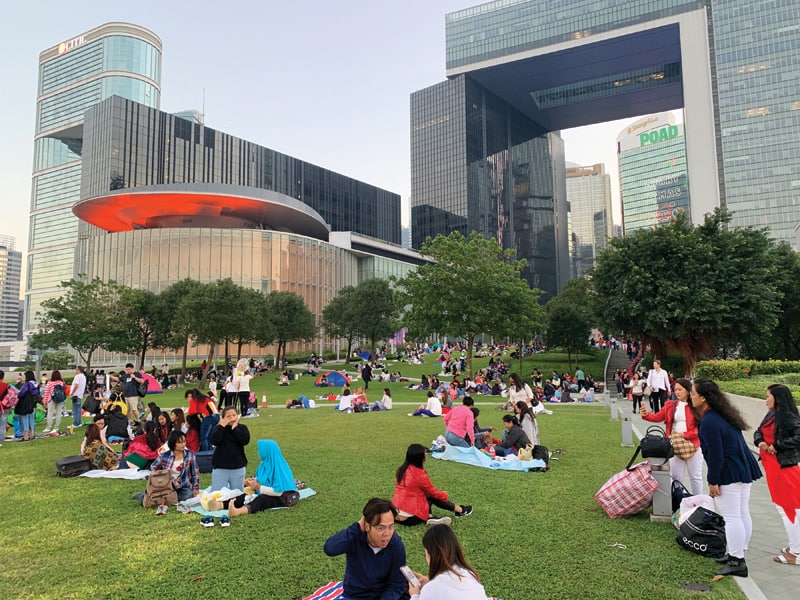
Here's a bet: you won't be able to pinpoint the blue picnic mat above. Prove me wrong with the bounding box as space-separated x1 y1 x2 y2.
431 444 546 472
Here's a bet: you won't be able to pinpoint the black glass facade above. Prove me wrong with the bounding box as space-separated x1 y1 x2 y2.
411 75 568 299
81 96 400 244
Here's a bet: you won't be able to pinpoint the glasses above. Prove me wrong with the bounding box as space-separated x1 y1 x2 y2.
370 523 395 533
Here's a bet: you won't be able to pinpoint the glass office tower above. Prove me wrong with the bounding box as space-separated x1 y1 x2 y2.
27 23 162 331
565 164 613 277
0 236 22 342
438 0 800 249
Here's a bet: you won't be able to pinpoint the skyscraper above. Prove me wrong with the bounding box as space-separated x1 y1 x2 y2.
413 0 800 291
565 164 612 277
27 23 162 332
617 112 690 234
0 236 22 342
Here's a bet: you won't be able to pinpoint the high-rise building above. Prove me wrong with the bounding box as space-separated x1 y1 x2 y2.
617 112 690 234
27 23 162 332
565 164 612 277
414 0 800 285
0 236 23 342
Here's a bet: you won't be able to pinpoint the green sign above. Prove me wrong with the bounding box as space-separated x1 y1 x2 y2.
640 125 679 146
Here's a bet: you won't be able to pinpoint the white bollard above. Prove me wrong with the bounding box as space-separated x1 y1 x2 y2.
621 416 634 447
610 399 618 421
650 461 673 520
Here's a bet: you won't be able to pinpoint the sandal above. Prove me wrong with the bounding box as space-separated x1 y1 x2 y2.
773 551 798 565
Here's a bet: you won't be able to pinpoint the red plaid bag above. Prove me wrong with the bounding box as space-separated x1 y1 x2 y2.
595 461 659 518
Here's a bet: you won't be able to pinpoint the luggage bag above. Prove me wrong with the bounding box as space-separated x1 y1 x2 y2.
56 455 92 477
595 460 659 518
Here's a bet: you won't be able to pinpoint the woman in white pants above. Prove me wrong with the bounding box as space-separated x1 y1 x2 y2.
754 384 800 565
691 378 762 578
641 378 703 495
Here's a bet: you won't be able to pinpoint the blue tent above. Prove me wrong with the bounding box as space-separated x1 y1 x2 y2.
315 370 350 387
358 351 371 361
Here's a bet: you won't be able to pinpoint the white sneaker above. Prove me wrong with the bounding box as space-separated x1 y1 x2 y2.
426 516 452 526
42 428 51 434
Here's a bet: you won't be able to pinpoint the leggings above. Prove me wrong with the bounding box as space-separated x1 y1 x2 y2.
237 391 250 416
397 496 458 525
632 394 644 413
223 493 283 514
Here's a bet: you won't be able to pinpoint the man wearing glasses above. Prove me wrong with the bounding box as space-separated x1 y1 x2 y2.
324 497 409 599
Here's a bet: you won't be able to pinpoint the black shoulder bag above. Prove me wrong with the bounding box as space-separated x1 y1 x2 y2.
626 425 674 470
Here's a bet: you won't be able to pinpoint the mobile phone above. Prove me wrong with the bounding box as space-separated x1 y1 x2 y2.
400 565 420 588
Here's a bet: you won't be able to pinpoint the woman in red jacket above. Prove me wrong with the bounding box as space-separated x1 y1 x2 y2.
392 443 472 526
641 377 704 495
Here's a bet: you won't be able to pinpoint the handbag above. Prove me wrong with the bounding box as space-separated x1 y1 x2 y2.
676 506 727 559
670 430 697 460
671 480 692 513
137 379 149 397
82 395 100 414
517 444 534 461
595 461 659 518
626 426 674 470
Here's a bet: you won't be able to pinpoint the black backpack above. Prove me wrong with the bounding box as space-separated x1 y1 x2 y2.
51 383 66 404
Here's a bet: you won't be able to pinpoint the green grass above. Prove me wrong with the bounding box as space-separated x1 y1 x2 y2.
719 375 800 401
0 352 744 599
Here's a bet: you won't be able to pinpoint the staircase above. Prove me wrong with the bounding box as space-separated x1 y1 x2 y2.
604 350 631 397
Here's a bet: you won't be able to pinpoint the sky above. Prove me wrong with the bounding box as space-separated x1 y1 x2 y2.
0 0 647 266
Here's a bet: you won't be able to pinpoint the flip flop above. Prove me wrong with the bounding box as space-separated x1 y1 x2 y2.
773 551 798 565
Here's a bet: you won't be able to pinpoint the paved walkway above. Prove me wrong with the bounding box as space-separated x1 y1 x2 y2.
622 403 797 600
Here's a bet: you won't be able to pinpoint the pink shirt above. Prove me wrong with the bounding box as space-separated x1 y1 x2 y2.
443 405 475 445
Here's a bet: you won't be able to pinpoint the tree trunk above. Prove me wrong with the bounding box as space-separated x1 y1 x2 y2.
236 340 243 361
224 339 231 374
466 334 475 378
181 336 189 381
517 339 524 375
345 336 353 364
138 332 149 372
201 344 215 385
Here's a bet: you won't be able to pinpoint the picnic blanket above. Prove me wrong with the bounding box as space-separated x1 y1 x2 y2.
190 486 317 517
80 468 151 479
304 581 501 600
431 444 546 472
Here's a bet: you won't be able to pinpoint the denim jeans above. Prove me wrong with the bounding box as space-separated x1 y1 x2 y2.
18 412 35 432
71 397 82 426
211 467 246 492
199 414 219 451
177 487 195 502
445 430 470 448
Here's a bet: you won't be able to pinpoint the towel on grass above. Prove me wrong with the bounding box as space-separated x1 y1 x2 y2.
303 581 501 600
431 444 546 472
80 468 151 479
190 486 316 517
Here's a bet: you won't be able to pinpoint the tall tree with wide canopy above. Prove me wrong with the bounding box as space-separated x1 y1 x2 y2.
394 231 542 377
352 278 399 356
592 209 780 375
104 287 162 371
30 278 128 372
155 278 205 380
321 286 359 363
544 277 595 371
260 291 316 367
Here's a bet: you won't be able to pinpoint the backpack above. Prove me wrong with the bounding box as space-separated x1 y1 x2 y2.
136 375 149 398
0 385 17 410
51 383 66 404
142 469 178 508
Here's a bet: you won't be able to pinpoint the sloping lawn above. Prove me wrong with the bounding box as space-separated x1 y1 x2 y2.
0 367 743 600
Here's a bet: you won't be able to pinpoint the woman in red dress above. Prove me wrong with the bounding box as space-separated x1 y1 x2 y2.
754 384 800 565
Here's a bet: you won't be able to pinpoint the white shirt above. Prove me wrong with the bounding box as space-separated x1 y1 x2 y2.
414 567 487 600
381 393 393 410
426 395 443 416
71 372 86 397
234 372 253 393
646 369 671 393
673 401 689 434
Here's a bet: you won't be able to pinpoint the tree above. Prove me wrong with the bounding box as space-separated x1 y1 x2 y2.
352 279 399 356
321 286 359 363
592 209 780 375
544 278 595 371
155 279 205 380
104 287 162 370
261 291 316 367
394 231 543 377
30 278 129 372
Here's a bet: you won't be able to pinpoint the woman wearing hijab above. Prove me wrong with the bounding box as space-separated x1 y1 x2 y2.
227 439 300 516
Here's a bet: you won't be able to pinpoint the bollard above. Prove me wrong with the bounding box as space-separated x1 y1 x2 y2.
621 416 634 447
649 461 673 521
610 398 618 421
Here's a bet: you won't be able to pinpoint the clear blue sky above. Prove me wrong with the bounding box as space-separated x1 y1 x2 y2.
0 0 636 261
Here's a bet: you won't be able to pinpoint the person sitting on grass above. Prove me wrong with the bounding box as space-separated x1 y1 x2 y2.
337 389 354 413
185 414 202 452
133 430 199 504
406 524 488 600
120 421 161 469
226 440 300 517
372 388 393 411
409 391 442 418
392 443 473 526
323 498 409 600
492 414 532 457
443 397 475 447
81 423 119 471
352 387 369 413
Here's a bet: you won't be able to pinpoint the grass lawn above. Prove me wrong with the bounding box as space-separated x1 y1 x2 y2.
719 375 800 401
0 352 744 599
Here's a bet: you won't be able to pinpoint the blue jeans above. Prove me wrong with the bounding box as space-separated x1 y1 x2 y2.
413 409 438 417
445 430 470 448
177 487 194 502
199 414 219 451
71 397 82 426
18 413 35 432
211 467 246 492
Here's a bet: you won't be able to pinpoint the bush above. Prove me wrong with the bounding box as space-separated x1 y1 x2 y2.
696 359 800 380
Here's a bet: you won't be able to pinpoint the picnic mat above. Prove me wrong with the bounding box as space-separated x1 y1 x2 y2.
431 444 546 472
80 468 151 479
304 581 501 600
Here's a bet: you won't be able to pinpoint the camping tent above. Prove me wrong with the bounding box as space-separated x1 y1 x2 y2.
314 371 350 387
142 373 163 394
358 351 371 361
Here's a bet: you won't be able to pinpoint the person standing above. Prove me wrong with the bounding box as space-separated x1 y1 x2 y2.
641 378 703 495
113 363 145 424
574 367 586 391
15 371 40 441
69 365 87 428
42 370 67 434
362 361 373 391
691 378 762 577
646 359 671 412
323 498 409 600
753 384 800 566
233 358 253 416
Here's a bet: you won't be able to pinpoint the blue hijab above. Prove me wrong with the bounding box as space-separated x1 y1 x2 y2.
255 439 297 493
